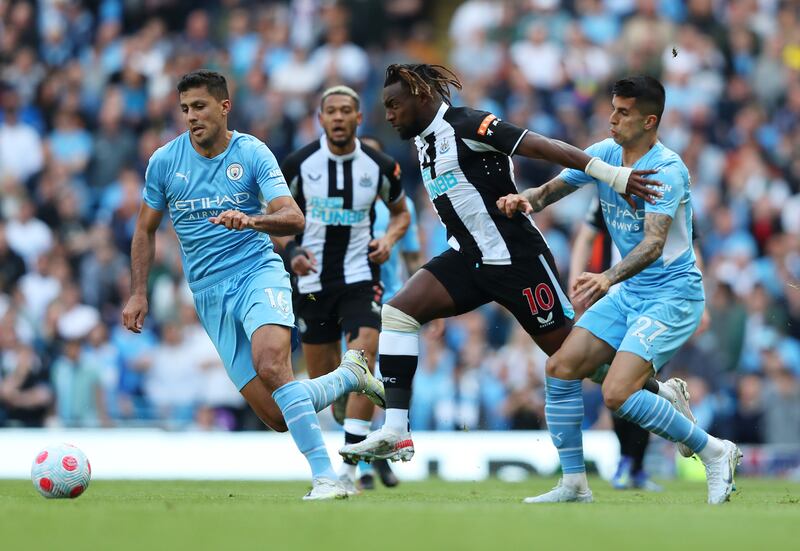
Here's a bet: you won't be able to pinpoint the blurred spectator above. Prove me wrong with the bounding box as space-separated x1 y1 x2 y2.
0 85 43 185
0 339 52 427
728 374 764 444
181 304 247 431
762 352 800 444
310 21 370 88
510 22 565 95
0 221 26 294
18 254 62 325
708 282 746 372
143 319 202 427
411 324 457 431
497 326 546 430
46 110 93 176
6 198 53 267
83 323 122 422
51 308 106 427
88 90 137 190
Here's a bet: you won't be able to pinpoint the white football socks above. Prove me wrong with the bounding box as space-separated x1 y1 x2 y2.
384 408 409 433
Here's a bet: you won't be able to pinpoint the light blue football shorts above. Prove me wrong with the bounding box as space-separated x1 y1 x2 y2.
576 289 704 372
192 259 295 390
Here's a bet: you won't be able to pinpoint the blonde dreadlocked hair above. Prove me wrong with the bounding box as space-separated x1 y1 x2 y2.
384 64 463 105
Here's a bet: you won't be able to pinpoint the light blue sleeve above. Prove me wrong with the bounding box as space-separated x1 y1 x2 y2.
142 154 166 210
254 143 292 203
645 164 684 219
559 141 609 188
401 198 421 253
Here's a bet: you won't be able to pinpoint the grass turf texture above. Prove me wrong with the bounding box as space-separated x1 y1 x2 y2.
1 478 797 551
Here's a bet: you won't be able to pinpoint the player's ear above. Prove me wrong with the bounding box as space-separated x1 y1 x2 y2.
221 98 232 116
357 111 363 126
644 114 658 131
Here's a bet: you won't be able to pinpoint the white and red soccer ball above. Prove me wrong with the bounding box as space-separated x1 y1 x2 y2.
31 443 91 499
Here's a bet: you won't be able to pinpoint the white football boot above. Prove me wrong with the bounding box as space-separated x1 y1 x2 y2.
340 350 386 409
337 472 360 497
523 479 594 504
339 427 414 463
663 378 697 458
704 440 742 505
302 477 348 501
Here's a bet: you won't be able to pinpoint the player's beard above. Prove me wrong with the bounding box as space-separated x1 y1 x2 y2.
329 131 355 148
396 124 420 140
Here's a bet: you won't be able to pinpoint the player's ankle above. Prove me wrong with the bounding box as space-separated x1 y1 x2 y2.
697 436 726 463
383 408 409 433
562 472 589 492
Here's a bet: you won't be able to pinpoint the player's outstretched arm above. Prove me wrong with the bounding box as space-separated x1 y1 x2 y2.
496 177 577 217
573 212 672 306
210 196 305 236
514 132 662 205
122 204 163 333
369 196 410 264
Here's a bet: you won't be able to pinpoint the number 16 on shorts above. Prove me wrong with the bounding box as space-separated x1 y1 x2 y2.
264 288 292 320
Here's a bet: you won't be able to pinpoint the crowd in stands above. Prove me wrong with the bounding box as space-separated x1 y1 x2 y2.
1 0 798 444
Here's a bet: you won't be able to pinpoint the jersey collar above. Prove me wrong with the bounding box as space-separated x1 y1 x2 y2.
417 102 449 139
186 130 239 161
632 140 663 168
320 135 361 162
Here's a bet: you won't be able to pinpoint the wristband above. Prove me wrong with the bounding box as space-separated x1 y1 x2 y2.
585 157 632 194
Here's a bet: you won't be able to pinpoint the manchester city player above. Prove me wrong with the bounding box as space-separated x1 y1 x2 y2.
121 71 384 500
497 76 740 505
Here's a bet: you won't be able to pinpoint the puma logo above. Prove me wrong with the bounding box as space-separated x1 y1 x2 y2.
175 171 190 183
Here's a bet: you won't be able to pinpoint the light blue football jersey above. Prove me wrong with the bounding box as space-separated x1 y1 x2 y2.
560 139 703 300
373 196 420 300
142 131 291 290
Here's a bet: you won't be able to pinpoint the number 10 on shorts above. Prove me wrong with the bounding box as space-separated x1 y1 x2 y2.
522 284 555 315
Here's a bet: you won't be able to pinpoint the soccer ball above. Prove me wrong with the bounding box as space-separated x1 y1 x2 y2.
31 443 91 499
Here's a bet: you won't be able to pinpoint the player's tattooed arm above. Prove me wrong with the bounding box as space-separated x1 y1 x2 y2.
496 177 577 217
523 178 577 212
603 213 672 285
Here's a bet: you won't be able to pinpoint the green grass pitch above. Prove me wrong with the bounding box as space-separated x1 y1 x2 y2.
1 478 797 551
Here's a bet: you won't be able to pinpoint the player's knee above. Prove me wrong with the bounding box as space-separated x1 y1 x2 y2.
601 380 633 411
382 303 420 333
254 346 291 389
266 416 288 433
545 353 580 380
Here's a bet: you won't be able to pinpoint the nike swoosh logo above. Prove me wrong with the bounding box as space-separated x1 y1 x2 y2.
723 466 733 485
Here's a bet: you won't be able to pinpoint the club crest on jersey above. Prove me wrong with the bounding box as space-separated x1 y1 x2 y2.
226 163 244 181
359 173 373 188
438 139 450 154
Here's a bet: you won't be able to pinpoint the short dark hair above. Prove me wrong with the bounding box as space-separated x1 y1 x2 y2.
611 75 665 126
177 70 229 101
320 85 360 111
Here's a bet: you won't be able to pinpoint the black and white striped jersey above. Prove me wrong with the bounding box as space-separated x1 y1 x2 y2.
415 103 548 265
281 136 404 294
